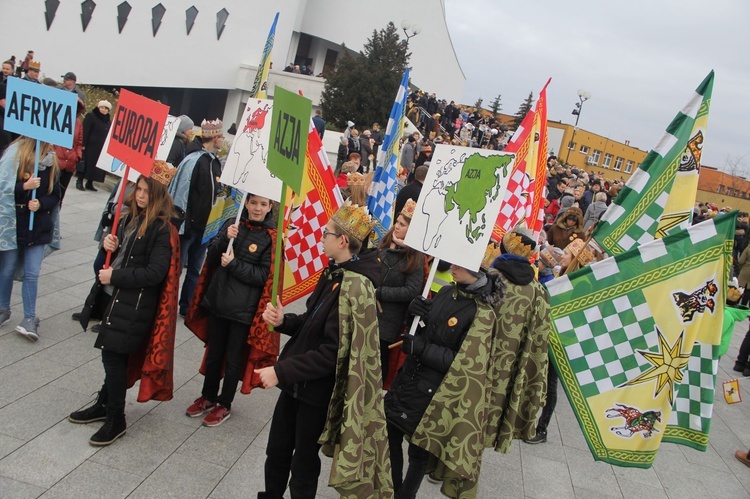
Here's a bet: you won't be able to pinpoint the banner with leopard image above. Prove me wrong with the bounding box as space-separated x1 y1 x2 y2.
547 211 735 468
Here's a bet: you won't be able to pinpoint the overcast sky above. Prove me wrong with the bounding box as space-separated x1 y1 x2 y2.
443 0 749 171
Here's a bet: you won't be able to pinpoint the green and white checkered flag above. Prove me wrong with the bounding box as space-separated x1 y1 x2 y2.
591 71 714 256
548 211 734 468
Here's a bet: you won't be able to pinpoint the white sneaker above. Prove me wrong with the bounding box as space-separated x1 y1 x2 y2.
16 317 40 342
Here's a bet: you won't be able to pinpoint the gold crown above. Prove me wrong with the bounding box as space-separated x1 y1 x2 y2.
567 238 595 267
28 60 41 71
400 199 416 220
346 172 366 186
481 241 502 271
331 200 376 243
201 119 223 138
502 228 536 259
150 160 177 186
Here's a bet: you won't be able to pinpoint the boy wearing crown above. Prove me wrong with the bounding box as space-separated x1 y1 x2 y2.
168 118 224 316
257 201 392 499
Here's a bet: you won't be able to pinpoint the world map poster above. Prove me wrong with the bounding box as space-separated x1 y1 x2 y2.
404 144 515 271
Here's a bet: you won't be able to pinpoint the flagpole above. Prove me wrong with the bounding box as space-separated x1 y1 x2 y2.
390 257 440 349
268 184 287 331
104 164 131 269
29 139 40 230
225 191 248 255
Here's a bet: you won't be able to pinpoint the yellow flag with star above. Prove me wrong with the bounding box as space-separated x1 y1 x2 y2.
547 211 735 468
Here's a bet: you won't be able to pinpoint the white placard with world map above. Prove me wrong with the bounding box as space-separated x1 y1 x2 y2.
219 99 282 201
403 144 516 271
96 114 180 182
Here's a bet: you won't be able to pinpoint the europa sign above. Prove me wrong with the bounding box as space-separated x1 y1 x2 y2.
4 76 77 148
107 89 169 176
267 86 311 194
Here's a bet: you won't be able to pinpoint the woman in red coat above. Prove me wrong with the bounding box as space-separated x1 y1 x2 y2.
54 99 85 205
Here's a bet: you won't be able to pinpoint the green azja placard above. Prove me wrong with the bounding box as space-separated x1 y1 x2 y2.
268 86 311 194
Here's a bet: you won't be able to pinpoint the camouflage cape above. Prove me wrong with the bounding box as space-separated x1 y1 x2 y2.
411 278 551 498
318 269 393 498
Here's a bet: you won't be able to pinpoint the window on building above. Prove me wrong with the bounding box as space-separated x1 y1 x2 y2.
726 186 732 195
735 189 740 197
579 145 590 155
591 150 601 165
568 141 576 150
602 153 613 169
614 157 624 171
717 184 724 193
625 160 634 173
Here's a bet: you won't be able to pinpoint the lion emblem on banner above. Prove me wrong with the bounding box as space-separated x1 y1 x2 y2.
673 279 718 323
606 404 661 438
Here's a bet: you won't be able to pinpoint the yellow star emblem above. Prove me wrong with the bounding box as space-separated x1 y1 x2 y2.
623 327 691 405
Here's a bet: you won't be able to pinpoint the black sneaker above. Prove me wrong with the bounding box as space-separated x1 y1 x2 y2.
71 312 82 321
524 431 547 444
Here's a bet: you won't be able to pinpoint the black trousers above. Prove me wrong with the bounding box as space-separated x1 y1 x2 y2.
387 422 430 499
202 315 249 409
263 391 328 499
101 349 129 413
537 362 559 433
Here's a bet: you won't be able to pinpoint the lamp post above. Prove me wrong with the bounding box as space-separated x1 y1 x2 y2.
563 89 591 165
401 19 422 45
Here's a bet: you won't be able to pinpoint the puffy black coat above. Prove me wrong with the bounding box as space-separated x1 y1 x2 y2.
274 249 381 407
184 151 221 235
15 160 61 247
82 108 110 182
376 248 423 343
201 215 273 325
385 271 505 436
84 215 173 354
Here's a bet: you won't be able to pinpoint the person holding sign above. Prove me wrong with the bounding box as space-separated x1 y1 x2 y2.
184 193 277 427
0 137 61 341
384 262 504 499
257 201 392 499
69 168 180 446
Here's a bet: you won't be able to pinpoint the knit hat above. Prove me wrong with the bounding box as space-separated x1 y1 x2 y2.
341 161 358 174
177 115 194 134
97 100 112 110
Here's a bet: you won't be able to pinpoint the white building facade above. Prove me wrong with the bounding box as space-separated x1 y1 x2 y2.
1 0 464 130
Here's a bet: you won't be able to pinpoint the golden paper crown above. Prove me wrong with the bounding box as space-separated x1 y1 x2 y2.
568 238 595 267
201 119 223 138
331 200 376 243
28 60 41 71
346 172 366 187
502 227 536 259
400 199 416 220
150 160 177 186
481 241 502 271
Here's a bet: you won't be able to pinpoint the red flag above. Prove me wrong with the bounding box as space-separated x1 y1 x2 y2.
281 122 343 304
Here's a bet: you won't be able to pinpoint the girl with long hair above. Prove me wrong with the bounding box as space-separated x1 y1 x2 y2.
0 137 61 340
69 171 180 447
376 199 425 380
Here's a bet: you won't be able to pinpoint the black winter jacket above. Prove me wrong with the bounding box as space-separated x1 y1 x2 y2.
84 214 173 354
385 271 505 436
201 214 273 325
185 151 221 235
15 160 60 246
274 249 381 407
377 248 423 343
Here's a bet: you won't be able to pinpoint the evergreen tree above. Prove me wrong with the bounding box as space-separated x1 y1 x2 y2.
320 22 409 129
473 97 483 111
489 94 502 115
513 91 534 129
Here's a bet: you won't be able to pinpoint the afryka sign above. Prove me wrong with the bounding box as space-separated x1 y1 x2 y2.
107 89 169 176
4 76 77 148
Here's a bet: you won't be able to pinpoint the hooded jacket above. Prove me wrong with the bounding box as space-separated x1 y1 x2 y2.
546 206 584 249
275 249 382 407
385 270 505 436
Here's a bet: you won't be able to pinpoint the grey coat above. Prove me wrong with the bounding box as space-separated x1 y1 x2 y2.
583 200 608 232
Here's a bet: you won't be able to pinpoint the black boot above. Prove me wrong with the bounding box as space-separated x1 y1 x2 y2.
85 180 98 192
75 178 85 191
68 388 107 423
89 407 126 446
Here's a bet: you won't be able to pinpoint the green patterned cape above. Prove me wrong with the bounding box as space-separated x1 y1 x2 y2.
411 279 551 498
318 270 393 498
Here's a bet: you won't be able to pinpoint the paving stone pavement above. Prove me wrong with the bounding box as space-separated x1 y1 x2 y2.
1 185 750 498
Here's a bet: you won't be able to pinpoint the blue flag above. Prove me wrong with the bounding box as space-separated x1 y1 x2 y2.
367 68 409 240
